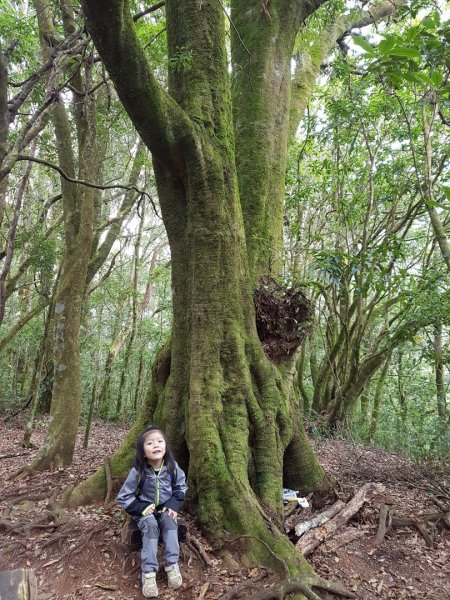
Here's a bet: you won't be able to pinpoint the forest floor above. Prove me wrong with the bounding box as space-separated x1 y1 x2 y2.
0 419 449 600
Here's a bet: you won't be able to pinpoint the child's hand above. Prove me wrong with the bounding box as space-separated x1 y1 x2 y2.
142 503 155 516
166 508 178 520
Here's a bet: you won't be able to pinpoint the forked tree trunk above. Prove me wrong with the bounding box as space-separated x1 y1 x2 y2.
68 0 328 573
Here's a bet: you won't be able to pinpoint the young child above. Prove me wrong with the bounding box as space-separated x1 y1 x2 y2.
117 427 187 598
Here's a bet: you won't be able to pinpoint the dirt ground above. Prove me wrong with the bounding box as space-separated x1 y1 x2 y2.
0 419 449 599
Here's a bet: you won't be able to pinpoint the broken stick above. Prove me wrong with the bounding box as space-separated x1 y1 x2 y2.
375 503 392 546
294 500 345 537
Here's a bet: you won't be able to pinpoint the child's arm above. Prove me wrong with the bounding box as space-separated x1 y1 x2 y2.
162 464 188 513
116 468 154 517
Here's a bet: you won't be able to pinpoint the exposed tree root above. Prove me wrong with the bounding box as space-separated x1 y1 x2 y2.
245 575 356 600
10 465 31 480
0 452 31 459
219 572 269 600
185 532 212 567
0 518 61 536
67 523 105 559
0 519 15 532
41 532 71 550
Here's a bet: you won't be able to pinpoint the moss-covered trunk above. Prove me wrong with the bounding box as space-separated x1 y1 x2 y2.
71 0 328 572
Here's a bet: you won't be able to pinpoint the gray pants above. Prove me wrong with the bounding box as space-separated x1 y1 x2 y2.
137 511 179 573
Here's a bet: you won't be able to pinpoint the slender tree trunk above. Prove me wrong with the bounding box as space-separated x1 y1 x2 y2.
297 343 311 413
0 145 35 326
366 351 391 442
422 104 450 273
22 299 54 446
434 320 446 420
114 200 146 417
28 0 95 469
83 375 97 449
133 347 145 411
397 350 407 424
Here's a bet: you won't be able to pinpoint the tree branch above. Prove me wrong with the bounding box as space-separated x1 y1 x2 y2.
16 154 160 217
81 0 193 172
133 1 165 21
0 301 48 352
289 0 407 137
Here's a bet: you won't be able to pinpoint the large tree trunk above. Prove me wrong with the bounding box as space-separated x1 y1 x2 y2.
66 0 328 573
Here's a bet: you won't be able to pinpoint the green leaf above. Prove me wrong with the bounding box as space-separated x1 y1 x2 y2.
431 70 443 87
414 72 435 86
351 35 376 55
401 72 421 84
442 186 450 201
386 72 404 87
378 37 396 55
388 47 421 59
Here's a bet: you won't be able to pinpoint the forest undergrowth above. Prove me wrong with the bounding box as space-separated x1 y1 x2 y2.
0 419 449 600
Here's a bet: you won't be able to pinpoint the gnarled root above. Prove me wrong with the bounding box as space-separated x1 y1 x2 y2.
245 574 356 600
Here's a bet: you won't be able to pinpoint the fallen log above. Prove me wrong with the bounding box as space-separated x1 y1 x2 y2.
294 500 345 537
321 527 364 553
0 568 38 599
297 482 385 556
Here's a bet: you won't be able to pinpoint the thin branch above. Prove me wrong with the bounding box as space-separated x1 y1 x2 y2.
215 0 250 56
0 301 48 352
133 1 165 21
16 154 161 218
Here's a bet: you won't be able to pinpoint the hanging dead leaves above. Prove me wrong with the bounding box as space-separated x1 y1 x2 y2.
254 277 312 361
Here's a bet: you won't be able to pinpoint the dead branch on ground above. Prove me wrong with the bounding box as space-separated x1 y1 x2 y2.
294 500 345 537
374 504 450 548
297 483 384 556
185 532 212 567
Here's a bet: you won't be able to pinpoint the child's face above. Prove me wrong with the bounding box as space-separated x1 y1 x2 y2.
143 430 166 466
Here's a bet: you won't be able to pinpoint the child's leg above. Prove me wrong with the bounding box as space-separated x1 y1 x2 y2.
137 514 159 573
157 512 179 566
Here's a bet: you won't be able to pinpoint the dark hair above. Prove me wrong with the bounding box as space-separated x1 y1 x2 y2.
134 427 176 481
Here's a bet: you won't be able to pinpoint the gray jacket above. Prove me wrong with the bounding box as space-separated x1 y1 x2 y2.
117 462 187 517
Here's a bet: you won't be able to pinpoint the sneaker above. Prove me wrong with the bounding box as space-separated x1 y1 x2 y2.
142 572 158 597
165 563 182 589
